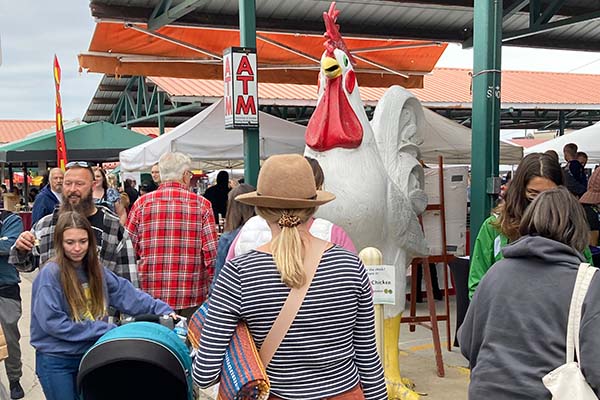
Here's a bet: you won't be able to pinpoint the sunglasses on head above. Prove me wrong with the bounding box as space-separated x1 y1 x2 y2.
65 161 94 169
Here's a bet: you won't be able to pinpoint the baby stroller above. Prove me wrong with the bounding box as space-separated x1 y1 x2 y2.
77 321 194 400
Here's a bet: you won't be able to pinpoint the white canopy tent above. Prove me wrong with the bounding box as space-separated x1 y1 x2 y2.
120 99 524 171
119 100 307 171
525 122 600 163
420 108 524 165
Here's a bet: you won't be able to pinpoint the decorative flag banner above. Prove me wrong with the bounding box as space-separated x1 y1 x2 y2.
53 55 68 170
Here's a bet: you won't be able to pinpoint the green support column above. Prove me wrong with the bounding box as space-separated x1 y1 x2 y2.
239 0 260 187
558 110 565 136
470 0 503 253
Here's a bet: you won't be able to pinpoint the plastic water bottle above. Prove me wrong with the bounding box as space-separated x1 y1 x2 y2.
173 317 188 343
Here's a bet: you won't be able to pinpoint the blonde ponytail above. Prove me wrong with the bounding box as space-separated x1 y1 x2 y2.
256 207 316 288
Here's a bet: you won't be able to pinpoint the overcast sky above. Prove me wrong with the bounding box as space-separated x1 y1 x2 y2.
2 1 600 121
0 0 101 120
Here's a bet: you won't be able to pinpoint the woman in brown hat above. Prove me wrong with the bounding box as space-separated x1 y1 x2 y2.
580 167 600 246
193 154 387 399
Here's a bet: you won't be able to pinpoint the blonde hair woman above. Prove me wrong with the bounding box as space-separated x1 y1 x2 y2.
193 154 386 399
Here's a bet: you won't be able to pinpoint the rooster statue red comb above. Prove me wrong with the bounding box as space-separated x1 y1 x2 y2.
323 2 356 65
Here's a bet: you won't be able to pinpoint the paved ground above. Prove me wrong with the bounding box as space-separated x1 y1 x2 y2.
1 273 469 399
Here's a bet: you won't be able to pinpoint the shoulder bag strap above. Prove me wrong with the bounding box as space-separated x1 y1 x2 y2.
573 263 597 364
259 239 330 367
566 263 596 363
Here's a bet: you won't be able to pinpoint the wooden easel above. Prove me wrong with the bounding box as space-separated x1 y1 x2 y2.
400 156 455 378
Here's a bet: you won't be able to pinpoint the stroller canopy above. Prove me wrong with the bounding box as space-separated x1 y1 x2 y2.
77 322 193 400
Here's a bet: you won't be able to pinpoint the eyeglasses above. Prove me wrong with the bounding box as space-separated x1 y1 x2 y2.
65 161 94 169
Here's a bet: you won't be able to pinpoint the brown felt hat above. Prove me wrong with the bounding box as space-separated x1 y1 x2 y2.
580 168 600 205
235 154 335 208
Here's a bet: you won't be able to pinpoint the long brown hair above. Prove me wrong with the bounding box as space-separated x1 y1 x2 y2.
493 153 563 241
255 207 316 288
53 211 106 321
224 184 255 232
520 186 589 253
92 166 108 191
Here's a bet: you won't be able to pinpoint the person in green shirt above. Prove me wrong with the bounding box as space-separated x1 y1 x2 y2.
468 152 596 299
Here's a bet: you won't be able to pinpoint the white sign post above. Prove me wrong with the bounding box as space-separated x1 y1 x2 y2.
365 264 396 305
223 47 259 129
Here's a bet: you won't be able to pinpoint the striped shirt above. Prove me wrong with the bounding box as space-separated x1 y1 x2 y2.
193 246 387 400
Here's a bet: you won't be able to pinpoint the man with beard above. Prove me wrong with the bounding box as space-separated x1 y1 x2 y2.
9 162 138 287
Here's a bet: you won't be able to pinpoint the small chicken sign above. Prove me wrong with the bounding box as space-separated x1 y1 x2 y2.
223 47 259 129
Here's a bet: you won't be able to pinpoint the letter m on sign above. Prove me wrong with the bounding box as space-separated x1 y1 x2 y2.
236 96 256 115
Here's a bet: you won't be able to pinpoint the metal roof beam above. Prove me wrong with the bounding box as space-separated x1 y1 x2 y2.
503 0 530 21
98 84 127 92
464 8 600 49
536 0 567 25
86 110 113 117
124 23 222 60
504 10 600 42
94 9 459 42
351 41 444 54
256 34 320 63
117 103 199 126
91 98 119 105
529 0 541 26
148 0 205 31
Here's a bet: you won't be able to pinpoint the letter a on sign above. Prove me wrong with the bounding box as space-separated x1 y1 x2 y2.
236 55 254 76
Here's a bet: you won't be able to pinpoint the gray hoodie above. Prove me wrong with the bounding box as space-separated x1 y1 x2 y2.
459 235 600 399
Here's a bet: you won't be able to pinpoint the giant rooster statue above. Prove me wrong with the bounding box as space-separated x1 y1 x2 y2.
304 3 429 399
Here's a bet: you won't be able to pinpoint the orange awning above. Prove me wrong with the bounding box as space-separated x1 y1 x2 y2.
78 22 447 88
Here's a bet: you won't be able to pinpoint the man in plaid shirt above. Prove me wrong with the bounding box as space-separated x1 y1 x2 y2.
10 162 138 287
126 152 217 318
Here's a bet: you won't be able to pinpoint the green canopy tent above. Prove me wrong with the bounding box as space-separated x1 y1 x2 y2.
0 122 151 164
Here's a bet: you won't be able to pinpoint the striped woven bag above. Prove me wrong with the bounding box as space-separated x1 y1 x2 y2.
188 302 270 400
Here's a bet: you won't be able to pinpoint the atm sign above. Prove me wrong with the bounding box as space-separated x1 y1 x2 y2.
224 47 259 129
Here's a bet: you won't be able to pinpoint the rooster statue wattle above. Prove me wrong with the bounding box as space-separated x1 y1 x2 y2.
304 4 429 400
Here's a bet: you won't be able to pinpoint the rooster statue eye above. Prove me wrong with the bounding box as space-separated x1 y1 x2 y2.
343 55 349 67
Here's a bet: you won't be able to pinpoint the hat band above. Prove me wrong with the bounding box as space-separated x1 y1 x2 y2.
256 192 318 200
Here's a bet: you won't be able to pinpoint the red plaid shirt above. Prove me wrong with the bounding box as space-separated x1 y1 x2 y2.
126 181 218 310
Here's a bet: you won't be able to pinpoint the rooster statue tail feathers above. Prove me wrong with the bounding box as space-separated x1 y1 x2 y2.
371 86 429 257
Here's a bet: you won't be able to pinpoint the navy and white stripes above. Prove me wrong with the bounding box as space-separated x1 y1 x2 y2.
193 246 387 399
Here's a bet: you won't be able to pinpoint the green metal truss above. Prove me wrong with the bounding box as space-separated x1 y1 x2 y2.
148 0 205 31
108 76 201 134
463 1 600 48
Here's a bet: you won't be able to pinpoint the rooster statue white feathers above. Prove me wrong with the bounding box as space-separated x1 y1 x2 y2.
304 4 429 399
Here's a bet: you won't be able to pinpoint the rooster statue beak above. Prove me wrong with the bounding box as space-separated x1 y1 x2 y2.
322 56 342 79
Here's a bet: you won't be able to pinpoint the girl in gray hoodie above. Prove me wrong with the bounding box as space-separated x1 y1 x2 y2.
459 186 600 399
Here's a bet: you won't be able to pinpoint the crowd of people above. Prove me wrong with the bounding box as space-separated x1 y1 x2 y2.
463 142 600 399
0 143 599 399
0 152 384 400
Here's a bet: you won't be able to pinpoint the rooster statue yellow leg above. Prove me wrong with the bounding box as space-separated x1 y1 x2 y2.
384 313 420 400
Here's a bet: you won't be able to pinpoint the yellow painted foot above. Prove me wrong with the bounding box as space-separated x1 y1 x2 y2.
385 374 422 400
401 376 416 389
384 314 424 399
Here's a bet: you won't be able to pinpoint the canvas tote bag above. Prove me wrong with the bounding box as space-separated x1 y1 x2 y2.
542 263 599 399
